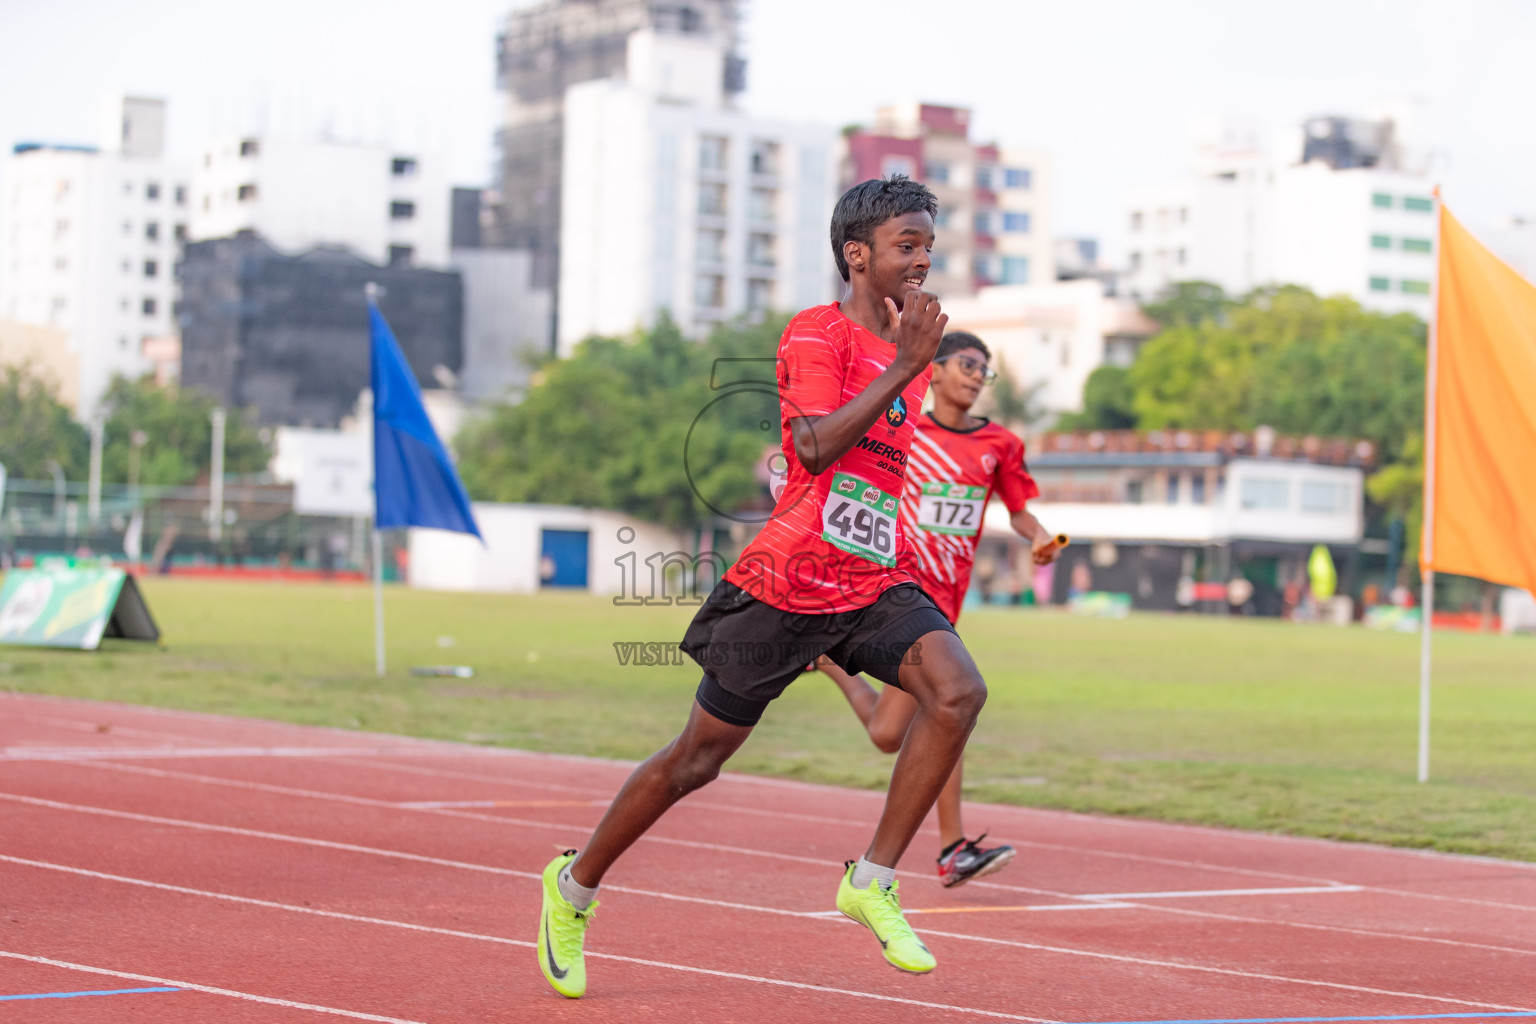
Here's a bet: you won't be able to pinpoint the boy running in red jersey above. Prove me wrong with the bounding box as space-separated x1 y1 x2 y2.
817 330 1061 887
537 177 992 997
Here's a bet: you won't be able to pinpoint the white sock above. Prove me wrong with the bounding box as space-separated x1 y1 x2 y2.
850 856 895 891
558 865 598 912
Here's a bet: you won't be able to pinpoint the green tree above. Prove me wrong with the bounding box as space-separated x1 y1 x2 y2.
1366 434 1424 566
1055 364 1137 430
1142 280 1233 328
0 363 89 479
456 316 785 529
99 375 270 486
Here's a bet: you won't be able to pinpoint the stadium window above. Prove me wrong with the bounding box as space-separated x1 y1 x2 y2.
924 162 950 184
1403 196 1434 212
388 245 413 267
1239 477 1290 511
238 184 258 202
698 182 727 217
1301 481 1348 514
1371 192 1393 209
699 135 728 172
1369 276 1391 292
146 182 160 201
239 139 260 157
1370 234 1391 249
390 200 415 219
1402 237 1433 254
1000 256 1029 285
1401 279 1431 295
1003 211 1031 233
141 297 157 316
1004 167 1031 189
391 157 417 177
143 260 157 279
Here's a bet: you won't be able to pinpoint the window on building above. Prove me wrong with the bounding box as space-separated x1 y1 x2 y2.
1301 481 1348 514
388 245 413 267
142 297 157 316
930 251 948 273
175 185 187 205
699 135 728 172
698 182 727 217
202 195 211 212
975 167 993 190
1130 210 1143 232
54 256 68 271
1239 477 1290 510
1129 251 1142 271
1126 479 1144 504
146 182 160 201
973 211 993 235
1166 474 1180 504
1002 211 1031 233
1369 276 1391 291
1402 237 1433 253
1179 207 1189 224
1004 167 1031 189
119 336 130 350
747 232 775 266
174 223 187 243
749 140 778 176
971 254 994 283
391 157 417 177
1371 192 1393 209
121 259 130 273
144 221 159 242
748 188 775 222
1403 196 1434 213
694 274 724 309
880 155 916 179
924 162 950 184
144 260 157 279
1191 474 1206 504
390 200 415 219
747 278 773 312
1401 279 1431 295
697 229 725 263
1000 256 1029 285
239 139 260 157
1371 234 1391 249
933 208 953 229
238 184 258 202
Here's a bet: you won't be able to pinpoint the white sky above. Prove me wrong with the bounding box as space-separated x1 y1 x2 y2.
1 0 1530 256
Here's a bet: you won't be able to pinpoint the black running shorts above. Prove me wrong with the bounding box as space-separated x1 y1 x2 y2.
680 580 955 727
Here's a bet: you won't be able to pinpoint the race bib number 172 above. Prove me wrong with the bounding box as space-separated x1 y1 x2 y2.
917 482 987 536
822 472 900 567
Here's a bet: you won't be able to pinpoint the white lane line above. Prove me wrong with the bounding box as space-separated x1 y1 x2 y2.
0 855 1054 1023
0 950 424 1023
0 746 439 762
908 926 1536 1014
1079 886 1364 901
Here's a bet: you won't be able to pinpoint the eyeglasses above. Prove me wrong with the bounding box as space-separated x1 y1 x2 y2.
934 354 997 384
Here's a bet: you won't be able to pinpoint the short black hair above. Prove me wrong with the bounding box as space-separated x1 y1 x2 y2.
937 331 990 362
830 175 939 282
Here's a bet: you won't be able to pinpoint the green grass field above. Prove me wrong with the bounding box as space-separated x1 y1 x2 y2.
4 578 1534 860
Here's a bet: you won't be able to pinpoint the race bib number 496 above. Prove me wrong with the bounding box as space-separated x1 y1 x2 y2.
917 482 986 536
822 472 899 566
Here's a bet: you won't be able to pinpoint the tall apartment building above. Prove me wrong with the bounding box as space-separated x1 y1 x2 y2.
558 30 835 350
0 96 189 414
1123 113 1438 319
843 104 1054 298
190 136 449 268
492 0 744 298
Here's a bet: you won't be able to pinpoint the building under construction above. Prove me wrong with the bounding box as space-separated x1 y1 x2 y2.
491 0 745 305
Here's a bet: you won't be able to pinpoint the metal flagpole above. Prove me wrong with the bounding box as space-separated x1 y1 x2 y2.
1418 196 1443 784
373 527 386 677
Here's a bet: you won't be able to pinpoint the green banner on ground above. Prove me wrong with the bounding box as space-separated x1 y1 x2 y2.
0 566 161 650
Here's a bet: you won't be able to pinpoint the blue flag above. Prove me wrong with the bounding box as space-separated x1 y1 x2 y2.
369 300 481 538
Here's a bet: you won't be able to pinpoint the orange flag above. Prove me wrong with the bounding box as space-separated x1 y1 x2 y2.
1424 205 1536 592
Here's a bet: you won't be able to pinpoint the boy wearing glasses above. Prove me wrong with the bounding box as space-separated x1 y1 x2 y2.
816 330 1061 887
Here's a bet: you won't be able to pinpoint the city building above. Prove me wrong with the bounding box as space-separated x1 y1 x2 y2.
1122 112 1438 319
0 96 189 414
189 135 449 268
178 231 462 428
1484 214 1536 283
983 428 1372 615
557 29 836 349
843 103 1054 298
491 0 744 304
941 278 1158 420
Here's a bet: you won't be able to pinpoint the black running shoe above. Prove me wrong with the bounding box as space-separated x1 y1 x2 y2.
937 833 1016 888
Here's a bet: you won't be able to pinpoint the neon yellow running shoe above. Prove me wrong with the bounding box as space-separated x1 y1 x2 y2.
537 850 597 998
835 861 935 973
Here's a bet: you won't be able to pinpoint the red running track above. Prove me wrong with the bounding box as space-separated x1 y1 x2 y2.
2 690 1534 1023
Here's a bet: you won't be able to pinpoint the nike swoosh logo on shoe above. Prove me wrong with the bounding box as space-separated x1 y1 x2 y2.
544 915 568 980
